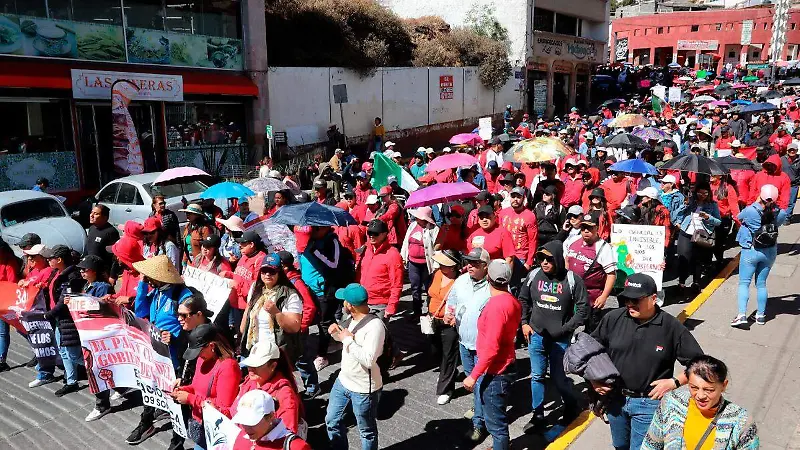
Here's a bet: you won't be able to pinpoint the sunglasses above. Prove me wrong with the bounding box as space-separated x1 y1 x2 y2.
260 267 279 275
367 231 382 237
477 214 493 219
623 296 646 306
580 224 597 230
536 254 554 263
156 202 166 206
177 311 197 319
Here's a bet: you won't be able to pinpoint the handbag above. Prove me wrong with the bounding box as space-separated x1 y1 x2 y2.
420 284 449 335
690 213 715 248
693 400 728 450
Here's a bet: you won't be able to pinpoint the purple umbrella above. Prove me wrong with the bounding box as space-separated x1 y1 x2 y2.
153 166 211 185
405 182 480 208
632 127 670 141
449 133 483 146
426 153 478 173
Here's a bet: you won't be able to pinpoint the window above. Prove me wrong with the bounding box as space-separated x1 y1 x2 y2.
0 100 73 154
555 13 578 36
533 8 555 33
1 199 66 227
644 28 650 35
753 51 760 58
144 182 207 199
97 184 120 203
116 183 139 205
793 23 797 30
634 29 640 36
728 51 736 58
667 26 671 33
657 27 664 34
715 23 722 31
764 22 768 30
691 25 699 32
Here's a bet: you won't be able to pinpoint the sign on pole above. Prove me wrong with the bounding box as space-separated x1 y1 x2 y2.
478 117 492 141
610 224 666 290
668 87 682 103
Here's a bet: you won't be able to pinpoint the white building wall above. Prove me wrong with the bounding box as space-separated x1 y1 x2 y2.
329 68 383 139
382 67 429 131
266 67 330 147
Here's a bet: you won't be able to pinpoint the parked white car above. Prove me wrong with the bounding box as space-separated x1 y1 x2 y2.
0 190 86 255
95 172 208 227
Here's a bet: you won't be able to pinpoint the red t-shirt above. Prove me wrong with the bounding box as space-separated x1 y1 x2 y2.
471 292 521 378
467 225 515 260
498 207 538 266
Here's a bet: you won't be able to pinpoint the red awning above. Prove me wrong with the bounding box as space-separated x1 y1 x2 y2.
0 59 258 97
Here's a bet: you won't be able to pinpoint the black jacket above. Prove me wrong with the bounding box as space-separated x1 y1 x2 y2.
45 265 85 347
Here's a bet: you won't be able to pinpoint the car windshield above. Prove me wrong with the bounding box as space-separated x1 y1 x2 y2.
143 181 207 199
1 198 66 226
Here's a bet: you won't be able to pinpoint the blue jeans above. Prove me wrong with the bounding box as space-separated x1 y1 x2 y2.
789 186 798 217
528 332 577 417
296 331 319 395
459 344 484 430
407 261 430 313
479 372 513 450
326 378 381 450
56 328 84 384
606 396 661 450
0 320 9 362
738 246 777 316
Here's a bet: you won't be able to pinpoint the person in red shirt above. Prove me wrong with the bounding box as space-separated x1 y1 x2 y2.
357 219 404 318
601 170 633 220
376 186 407 247
0 239 20 371
463 260 520 450
335 191 365 258
581 168 602 211
769 126 793 155
467 205 516 267
560 159 585 208
749 154 792 209
232 231 267 339
354 172 376 206
485 161 502 193
231 390 312 450
499 187 538 269
714 126 735 155
436 204 469 252
710 174 740 266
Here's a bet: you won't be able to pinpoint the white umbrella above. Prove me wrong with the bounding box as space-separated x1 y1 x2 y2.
691 95 717 103
244 177 289 193
678 76 693 81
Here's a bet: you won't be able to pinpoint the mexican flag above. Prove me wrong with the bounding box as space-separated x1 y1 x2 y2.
372 153 419 192
652 95 673 119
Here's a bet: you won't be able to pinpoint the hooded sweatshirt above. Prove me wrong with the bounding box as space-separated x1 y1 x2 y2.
749 154 792 210
581 168 601 211
519 241 588 341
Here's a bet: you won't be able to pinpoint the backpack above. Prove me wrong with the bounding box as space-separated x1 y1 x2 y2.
350 313 395 390
752 207 779 248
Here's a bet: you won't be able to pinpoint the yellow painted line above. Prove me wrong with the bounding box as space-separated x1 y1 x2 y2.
545 252 741 449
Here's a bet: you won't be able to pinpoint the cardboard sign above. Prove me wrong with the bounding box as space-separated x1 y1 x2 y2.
203 403 241 450
182 266 233 319
611 224 666 290
668 87 682 103
478 117 493 142
137 374 188 439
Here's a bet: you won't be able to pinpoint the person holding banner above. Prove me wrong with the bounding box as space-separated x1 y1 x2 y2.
231 390 311 449
107 233 145 307
0 238 21 372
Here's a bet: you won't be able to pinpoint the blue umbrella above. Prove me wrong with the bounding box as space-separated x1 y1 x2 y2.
200 181 255 200
730 99 752 106
608 159 659 175
269 202 356 226
741 102 777 113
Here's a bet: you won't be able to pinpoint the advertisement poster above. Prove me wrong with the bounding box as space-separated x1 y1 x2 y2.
439 75 454 100
533 80 547 117
610 224 666 290
112 79 145 175
182 266 233 319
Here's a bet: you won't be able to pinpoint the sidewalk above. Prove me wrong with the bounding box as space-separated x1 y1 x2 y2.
566 221 800 450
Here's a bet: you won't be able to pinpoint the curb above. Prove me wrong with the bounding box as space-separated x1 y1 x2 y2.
544 253 741 450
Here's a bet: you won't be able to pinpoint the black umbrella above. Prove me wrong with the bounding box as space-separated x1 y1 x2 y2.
605 133 650 149
783 77 800 86
762 90 783 99
728 104 746 114
715 88 735 98
496 133 522 143
659 154 730 175
715 83 733 91
714 155 758 171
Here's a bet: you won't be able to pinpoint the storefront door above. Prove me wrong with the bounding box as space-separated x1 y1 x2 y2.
553 74 571 117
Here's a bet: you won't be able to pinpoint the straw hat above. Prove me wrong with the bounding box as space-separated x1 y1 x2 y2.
133 254 183 284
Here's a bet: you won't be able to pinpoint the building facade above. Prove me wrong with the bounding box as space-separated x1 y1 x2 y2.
611 6 800 70
0 0 267 199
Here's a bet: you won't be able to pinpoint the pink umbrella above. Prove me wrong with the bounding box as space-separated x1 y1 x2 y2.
707 100 729 107
732 83 748 89
449 133 483 146
405 182 480 208
426 153 479 173
153 166 212 185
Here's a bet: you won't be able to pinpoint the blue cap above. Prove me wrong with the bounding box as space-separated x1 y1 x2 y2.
356 171 367 179
238 196 250 204
335 283 368 306
487 160 498 169
261 253 281 270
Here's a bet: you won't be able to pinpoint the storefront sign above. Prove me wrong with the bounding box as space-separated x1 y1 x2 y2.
439 75 454 100
527 61 549 72
532 32 604 63
741 20 754 45
553 61 573 73
747 63 769 69
677 40 719 51
576 64 590 75
71 69 184 101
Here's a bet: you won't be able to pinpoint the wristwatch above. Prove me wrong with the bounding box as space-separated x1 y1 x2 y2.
672 377 681 388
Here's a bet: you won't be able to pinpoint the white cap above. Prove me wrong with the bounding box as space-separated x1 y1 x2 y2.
567 205 584 216
392 151 402 158
564 158 578 166
365 194 379 205
558 128 569 135
661 174 677 184
23 244 45 256
384 141 396 148
442 147 452 153
636 186 659 199
584 131 595 140
789 142 799 151
231 390 276 426
268 170 282 178
730 139 742 147
426 147 435 154
416 146 427 154
760 184 779 202
240 340 281 368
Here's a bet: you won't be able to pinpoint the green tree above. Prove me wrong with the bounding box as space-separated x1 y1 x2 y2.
465 2 509 44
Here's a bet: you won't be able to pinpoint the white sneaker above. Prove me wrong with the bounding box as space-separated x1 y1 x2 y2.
730 315 748 327
437 394 451 405
85 408 110 422
110 391 124 401
313 356 329 371
28 377 55 388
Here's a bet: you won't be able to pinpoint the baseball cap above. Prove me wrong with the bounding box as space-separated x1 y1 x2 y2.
41 244 72 260
18 233 41 248
543 185 558 195
760 184 779 202
335 283 369 306
313 179 326 189
384 141 396 148
567 205 584 217
487 259 511 284
618 273 658 300
231 390 276 427
365 194 379 205
589 188 605 200
142 217 162 233
240 340 281 368
442 146 452 153
476 190 492 201
367 219 389 234
661 174 677 184
379 186 393 196
487 160 498 170
183 324 217 360
636 186 659 199
585 131 595 140
260 253 281 270
731 139 742 147
235 230 261 244
23 244 45 256
362 162 373 171
580 213 598 226
510 186 526 197
238 195 250 204
77 254 104 272
356 171 367 179
462 248 490 264
477 205 495 216
200 234 221 248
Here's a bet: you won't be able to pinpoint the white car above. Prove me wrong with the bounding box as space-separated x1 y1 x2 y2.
0 190 86 255
95 173 208 227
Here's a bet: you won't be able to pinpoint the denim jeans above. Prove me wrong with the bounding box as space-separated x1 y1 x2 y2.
407 260 430 314
479 372 513 450
0 320 9 362
789 185 799 217
56 328 84 385
325 378 381 450
296 330 319 395
606 396 661 450
738 246 777 316
459 343 484 430
528 332 576 417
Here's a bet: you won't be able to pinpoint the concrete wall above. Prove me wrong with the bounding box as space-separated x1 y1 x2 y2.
267 66 523 148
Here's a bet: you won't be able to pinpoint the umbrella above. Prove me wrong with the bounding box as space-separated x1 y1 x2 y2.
609 113 649 128
504 137 571 163
695 77 707 83
449 133 483 146
426 153 478 172
608 159 659 175
714 155 758 171
678 76 693 81
762 90 783 99
405 182 480 208
668 62 681 68
604 133 650 149
730 99 752 105
658 154 729 175
783 77 800 86
268 202 356 226
743 75 759 82
153 167 211 185
715 88 736 98
244 177 289 193
246 218 298 257
706 100 729 107
741 102 778 113
632 127 670 141
728 105 746 114
692 95 717 103
496 133 522 143
732 83 749 89
715 83 732 92
601 98 627 107
693 86 716 94
199 181 254 200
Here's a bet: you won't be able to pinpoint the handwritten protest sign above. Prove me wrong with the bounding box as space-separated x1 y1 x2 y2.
20 311 59 367
136 371 188 439
0 283 36 333
182 266 233 318
203 403 241 450
611 224 666 290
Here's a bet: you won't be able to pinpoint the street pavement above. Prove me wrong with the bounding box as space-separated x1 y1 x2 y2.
1 223 799 449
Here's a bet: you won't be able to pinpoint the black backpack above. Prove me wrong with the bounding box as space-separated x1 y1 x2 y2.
350 313 395 388
752 207 779 249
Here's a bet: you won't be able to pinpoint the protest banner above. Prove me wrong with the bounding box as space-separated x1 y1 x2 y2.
203 403 241 450
611 224 666 290
67 295 101 312
246 216 298 258
20 311 58 367
182 266 233 318
0 282 36 333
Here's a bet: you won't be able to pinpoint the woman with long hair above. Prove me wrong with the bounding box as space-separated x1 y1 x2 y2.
142 216 181 271
149 194 180 246
435 204 469 252
401 206 440 316
264 189 294 220
675 182 722 291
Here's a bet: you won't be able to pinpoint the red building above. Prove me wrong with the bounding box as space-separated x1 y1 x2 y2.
611 6 800 70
